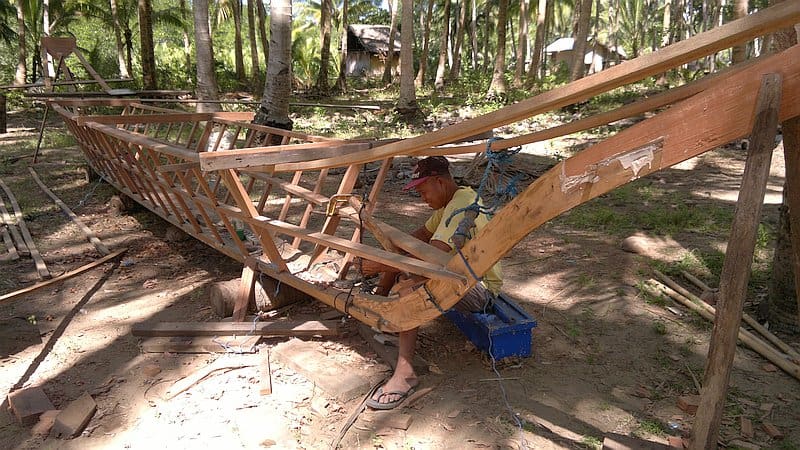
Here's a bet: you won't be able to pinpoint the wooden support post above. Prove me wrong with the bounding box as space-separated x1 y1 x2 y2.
0 93 6 134
781 116 800 326
233 258 257 322
690 74 782 450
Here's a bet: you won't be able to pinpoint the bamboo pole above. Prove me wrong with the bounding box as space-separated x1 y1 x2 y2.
0 179 50 279
642 279 800 382
672 270 800 362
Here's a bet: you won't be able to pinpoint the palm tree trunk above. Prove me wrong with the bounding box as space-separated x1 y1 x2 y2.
731 0 748 63
487 0 508 99
138 0 158 90
125 28 134 77
397 0 417 115
570 0 592 81
193 0 220 112
527 0 548 84
335 0 349 92
470 0 477 70
180 0 192 84
382 0 400 84
14 0 26 85
247 0 261 88
415 0 434 87
513 0 529 87
257 0 269 69
449 0 467 80
109 0 129 79
255 0 293 136
315 0 333 93
434 0 451 91
233 0 246 86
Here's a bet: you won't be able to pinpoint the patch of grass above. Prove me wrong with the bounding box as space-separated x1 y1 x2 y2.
636 281 668 306
635 419 666 437
581 435 603 449
652 321 668 335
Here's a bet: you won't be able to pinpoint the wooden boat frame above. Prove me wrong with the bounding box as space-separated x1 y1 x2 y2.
50 2 800 332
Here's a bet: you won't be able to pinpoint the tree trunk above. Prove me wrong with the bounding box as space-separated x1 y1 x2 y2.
570 0 592 81
180 0 192 84
254 0 293 136
233 0 246 86
397 0 418 116
415 0 434 87
513 0 529 88
526 0 547 84
14 0 26 85
766 13 800 330
193 0 220 112
335 0 349 92
434 0 451 91
109 0 129 79
314 0 333 94
247 0 261 89
382 0 400 84
125 28 134 78
731 0 749 64
257 0 269 70
470 0 478 70
449 0 467 80
138 0 158 90
486 0 508 99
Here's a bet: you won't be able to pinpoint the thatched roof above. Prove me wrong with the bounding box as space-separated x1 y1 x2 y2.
348 24 401 54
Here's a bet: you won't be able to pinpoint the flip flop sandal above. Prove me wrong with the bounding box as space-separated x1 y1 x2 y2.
365 386 416 410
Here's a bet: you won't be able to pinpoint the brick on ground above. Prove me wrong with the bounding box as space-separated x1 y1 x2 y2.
677 395 700 415
7 386 55 426
31 410 60 437
271 338 372 401
51 393 97 439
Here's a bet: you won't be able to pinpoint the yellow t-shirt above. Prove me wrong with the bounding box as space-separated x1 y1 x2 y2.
424 187 503 295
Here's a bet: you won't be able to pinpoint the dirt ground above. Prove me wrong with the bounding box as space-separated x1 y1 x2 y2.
0 109 799 450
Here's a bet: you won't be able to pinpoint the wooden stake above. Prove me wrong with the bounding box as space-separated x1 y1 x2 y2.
0 248 127 303
28 167 111 255
690 73 782 450
0 179 50 279
233 259 257 322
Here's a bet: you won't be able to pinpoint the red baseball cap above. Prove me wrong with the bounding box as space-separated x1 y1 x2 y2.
403 156 451 190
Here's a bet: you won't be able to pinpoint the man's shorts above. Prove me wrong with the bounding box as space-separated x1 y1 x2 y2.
452 283 495 314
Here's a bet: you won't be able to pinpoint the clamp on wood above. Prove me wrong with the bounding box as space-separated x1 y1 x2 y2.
326 194 356 217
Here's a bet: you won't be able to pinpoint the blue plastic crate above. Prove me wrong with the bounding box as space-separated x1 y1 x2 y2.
444 293 537 360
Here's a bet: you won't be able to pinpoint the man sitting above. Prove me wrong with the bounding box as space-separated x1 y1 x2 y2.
361 156 502 410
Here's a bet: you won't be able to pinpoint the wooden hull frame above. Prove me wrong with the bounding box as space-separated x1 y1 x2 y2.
50 3 800 331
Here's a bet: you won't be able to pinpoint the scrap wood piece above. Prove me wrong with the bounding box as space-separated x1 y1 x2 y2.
1 224 19 260
51 392 97 439
601 433 673 449
0 178 49 279
673 269 800 362
140 335 260 353
28 167 111 255
0 248 127 303
131 319 340 337
0 192 28 255
166 354 259 399
258 347 271 395
642 279 800 382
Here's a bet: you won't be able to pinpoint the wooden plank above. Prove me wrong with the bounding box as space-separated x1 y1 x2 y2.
247 172 329 206
51 392 97 439
76 112 213 126
233 260 257 322
0 191 28 255
0 248 127 303
690 74 782 450
270 2 800 172
157 161 201 173
781 116 800 327
0 179 50 279
131 320 340 337
198 141 372 172
85 122 200 161
250 217 465 283
140 335 260 353
1 223 19 260
28 167 110 255
7 386 55 426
